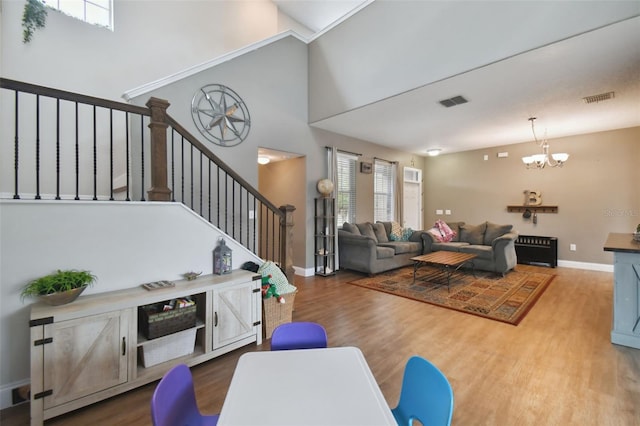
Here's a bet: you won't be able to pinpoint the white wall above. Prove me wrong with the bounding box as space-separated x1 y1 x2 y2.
308 1 640 122
0 0 279 99
0 200 259 406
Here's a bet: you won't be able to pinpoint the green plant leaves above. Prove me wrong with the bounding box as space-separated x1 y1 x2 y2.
22 0 48 43
21 269 96 299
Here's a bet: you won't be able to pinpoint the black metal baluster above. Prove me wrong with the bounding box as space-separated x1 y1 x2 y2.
35 95 41 199
109 109 114 200
217 167 221 228
125 113 130 201
74 102 79 200
171 130 175 202
190 145 194 209
180 135 185 203
252 196 257 253
208 161 212 222
199 152 203 215
140 115 145 201
232 179 236 239
55 98 60 200
13 91 20 199
92 105 98 200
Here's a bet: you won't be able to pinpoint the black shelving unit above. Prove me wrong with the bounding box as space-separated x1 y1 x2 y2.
314 197 336 276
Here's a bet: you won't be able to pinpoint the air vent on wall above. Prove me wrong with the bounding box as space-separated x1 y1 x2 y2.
583 91 615 104
439 95 468 108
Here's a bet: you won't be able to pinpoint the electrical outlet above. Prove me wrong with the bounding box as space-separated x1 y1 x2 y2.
249 210 255 219
435 209 443 215
570 244 576 251
445 210 451 215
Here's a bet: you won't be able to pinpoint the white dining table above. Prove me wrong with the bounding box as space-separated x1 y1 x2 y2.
217 346 397 426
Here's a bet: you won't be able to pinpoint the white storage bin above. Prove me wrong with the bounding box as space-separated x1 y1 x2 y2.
140 327 196 367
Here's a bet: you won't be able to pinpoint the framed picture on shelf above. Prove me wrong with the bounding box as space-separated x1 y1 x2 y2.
360 162 372 174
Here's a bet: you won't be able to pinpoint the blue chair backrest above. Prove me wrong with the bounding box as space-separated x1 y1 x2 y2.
392 356 454 426
151 364 218 426
270 321 328 351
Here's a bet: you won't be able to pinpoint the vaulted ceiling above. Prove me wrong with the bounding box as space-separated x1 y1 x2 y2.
275 1 640 156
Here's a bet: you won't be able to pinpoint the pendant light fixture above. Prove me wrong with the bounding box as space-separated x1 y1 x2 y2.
522 117 569 169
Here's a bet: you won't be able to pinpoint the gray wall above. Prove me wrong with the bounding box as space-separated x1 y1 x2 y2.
308 1 639 122
423 127 640 265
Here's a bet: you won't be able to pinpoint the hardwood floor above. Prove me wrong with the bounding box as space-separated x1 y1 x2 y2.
2 265 639 425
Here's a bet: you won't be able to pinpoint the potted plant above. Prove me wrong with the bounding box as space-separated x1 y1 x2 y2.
21 269 96 306
22 0 48 43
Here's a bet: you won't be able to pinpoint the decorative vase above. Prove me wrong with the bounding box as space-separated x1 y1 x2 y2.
317 179 334 197
38 285 88 306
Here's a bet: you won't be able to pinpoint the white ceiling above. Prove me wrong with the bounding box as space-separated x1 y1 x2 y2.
275 1 640 156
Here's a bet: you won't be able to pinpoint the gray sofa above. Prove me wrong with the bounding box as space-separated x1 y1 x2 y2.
422 221 518 275
338 221 425 275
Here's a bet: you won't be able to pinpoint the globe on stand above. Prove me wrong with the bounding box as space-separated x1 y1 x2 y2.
316 179 334 197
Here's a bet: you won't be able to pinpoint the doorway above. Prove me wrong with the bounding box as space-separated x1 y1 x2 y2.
403 167 422 230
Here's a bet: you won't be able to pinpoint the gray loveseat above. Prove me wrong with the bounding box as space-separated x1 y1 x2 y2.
338 221 425 275
422 221 518 275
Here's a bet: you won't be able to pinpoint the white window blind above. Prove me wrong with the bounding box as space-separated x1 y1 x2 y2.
374 159 395 222
45 0 114 30
336 152 357 225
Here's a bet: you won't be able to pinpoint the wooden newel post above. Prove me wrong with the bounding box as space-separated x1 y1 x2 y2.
146 97 172 201
279 204 296 284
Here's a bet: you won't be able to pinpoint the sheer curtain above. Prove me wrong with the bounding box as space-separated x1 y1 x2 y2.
394 162 403 225
326 147 339 270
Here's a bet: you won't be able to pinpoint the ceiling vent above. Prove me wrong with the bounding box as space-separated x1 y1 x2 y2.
583 91 615 104
439 95 468 108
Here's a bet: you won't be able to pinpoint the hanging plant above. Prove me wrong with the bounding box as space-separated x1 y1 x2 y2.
22 0 48 43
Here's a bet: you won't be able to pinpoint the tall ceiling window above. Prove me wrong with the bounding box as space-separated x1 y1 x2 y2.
373 158 395 222
336 152 357 225
45 0 114 30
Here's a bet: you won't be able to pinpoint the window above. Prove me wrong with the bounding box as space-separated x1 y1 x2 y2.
45 0 113 30
336 152 357 225
373 159 395 222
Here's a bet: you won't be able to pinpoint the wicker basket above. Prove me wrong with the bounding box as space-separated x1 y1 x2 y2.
139 303 197 340
262 291 296 339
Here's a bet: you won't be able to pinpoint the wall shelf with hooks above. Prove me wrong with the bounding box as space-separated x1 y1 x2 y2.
507 205 558 214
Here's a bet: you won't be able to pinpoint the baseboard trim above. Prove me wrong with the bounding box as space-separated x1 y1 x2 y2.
557 260 613 272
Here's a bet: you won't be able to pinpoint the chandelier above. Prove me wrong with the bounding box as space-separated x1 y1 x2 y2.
522 117 569 169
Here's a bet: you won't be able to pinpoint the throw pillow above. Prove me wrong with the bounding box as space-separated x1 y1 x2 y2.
460 222 487 245
389 221 403 240
401 227 414 241
427 227 444 242
342 222 360 235
484 222 513 245
356 222 377 241
257 261 297 295
435 220 456 242
372 222 389 242
390 226 413 241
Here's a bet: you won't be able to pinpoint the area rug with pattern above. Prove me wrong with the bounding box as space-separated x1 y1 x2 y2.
348 266 555 325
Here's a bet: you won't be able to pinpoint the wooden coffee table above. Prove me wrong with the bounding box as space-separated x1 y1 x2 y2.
410 251 477 292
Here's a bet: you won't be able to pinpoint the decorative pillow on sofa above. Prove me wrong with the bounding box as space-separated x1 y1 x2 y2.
389 221 403 240
390 224 413 241
342 222 360 235
372 222 389 242
356 222 378 241
435 220 456 242
483 222 513 245
460 222 487 245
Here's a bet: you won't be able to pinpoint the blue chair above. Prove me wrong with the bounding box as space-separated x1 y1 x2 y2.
151 363 219 426
391 356 454 426
270 321 328 350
